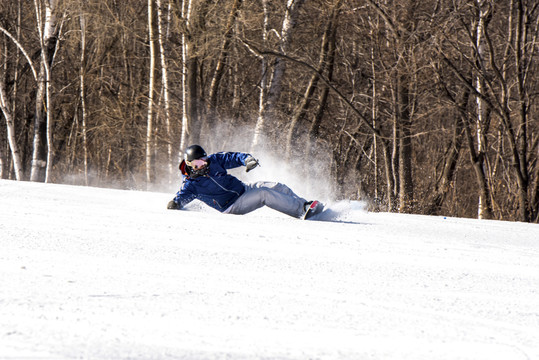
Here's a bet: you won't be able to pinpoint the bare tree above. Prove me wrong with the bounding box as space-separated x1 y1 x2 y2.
252 0 270 151
146 0 156 185
0 19 37 181
253 0 305 150
0 0 537 221
0 70 23 180
156 0 173 181
176 0 207 154
285 0 342 159
31 0 60 183
79 5 89 185
364 0 417 213
206 0 242 116
473 0 494 219
442 0 537 221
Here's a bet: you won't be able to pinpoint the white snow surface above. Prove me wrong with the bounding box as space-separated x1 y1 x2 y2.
1 179 538 360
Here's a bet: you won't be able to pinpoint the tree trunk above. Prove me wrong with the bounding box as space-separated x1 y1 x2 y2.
463 112 494 220
0 78 23 180
366 0 415 212
285 1 339 159
382 139 396 211
253 0 305 149
474 0 493 219
0 147 3 179
397 73 414 213
146 0 156 185
178 0 204 154
156 0 173 181
31 0 59 183
252 0 270 151
179 0 191 154
207 0 242 116
79 8 88 185
370 29 379 201
426 88 469 215
390 87 399 210
513 0 530 221
531 144 539 222
308 7 337 161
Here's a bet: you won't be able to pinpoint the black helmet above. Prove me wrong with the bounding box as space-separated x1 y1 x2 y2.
184 145 207 161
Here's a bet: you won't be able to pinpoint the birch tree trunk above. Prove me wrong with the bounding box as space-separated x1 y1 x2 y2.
0 76 23 181
146 0 156 185
12 0 22 129
177 0 204 154
156 0 173 181
266 0 305 114
252 0 270 151
370 29 379 201
474 0 493 219
440 0 533 221
79 9 88 186
0 4 35 181
179 0 189 154
473 0 533 222
6 0 23 180
31 0 59 183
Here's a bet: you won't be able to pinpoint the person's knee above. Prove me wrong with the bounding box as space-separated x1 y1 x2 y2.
258 187 272 205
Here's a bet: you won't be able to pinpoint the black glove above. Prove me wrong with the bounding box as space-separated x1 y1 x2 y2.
245 156 259 172
167 200 179 210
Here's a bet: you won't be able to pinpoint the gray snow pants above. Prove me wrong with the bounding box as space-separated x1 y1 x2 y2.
224 181 307 218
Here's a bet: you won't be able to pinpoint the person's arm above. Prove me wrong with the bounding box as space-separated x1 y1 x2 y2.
213 152 259 172
168 181 197 210
212 152 249 169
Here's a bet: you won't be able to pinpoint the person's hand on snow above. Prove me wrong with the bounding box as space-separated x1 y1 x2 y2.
245 156 259 172
167 200 180 210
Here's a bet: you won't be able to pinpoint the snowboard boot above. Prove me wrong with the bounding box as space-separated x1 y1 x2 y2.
303 200 324 220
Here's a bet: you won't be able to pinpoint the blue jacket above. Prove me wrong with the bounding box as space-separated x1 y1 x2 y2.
173 152 250 212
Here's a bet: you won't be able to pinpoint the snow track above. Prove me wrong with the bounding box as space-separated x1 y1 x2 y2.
1 180 538 359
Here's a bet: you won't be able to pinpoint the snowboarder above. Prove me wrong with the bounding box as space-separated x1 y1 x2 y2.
167 145 323 219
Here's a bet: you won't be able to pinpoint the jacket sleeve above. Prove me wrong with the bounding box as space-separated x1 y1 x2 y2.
173 179 197 209
212 152 250 169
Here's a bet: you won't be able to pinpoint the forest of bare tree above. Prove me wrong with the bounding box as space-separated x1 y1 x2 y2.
1 0 539 222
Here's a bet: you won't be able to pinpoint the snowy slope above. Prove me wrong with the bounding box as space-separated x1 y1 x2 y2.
1 179 538 360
